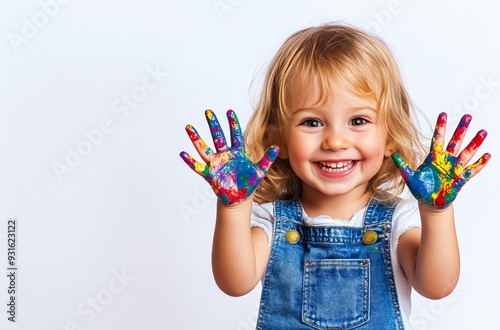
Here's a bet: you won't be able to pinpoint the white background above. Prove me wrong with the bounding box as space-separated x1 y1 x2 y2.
1 1 499 329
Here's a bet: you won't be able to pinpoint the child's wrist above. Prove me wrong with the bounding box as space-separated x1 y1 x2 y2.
418 201 453 220
217 195 254 209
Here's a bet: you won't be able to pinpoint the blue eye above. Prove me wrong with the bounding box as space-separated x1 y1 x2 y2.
350 117 367 126
300 119 322 127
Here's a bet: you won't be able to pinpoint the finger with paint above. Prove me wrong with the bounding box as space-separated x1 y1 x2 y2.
180 109 279 205
392 112 491 209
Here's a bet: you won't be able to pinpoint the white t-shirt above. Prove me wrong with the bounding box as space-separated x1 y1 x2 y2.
250 197 421 329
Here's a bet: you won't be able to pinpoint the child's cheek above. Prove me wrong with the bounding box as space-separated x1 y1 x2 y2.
362 140 384 159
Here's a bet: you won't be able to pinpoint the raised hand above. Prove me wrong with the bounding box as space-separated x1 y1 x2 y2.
392 112 491 209
180 109 279 205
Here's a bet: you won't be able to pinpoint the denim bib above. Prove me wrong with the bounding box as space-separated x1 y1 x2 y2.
256 197 405 329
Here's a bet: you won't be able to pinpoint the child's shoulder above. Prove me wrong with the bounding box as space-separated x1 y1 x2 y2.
394 195 419 217
252 201 275 218
392 196 421 233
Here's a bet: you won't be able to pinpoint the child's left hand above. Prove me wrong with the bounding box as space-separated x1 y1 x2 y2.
392 112 491 209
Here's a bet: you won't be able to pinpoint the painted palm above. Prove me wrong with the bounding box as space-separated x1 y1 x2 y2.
392 112 490 209
180 109 279 205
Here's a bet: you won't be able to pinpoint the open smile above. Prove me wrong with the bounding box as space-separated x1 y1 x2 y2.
318 160 355 173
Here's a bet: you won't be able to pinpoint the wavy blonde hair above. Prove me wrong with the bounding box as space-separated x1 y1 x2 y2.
245 23 426 203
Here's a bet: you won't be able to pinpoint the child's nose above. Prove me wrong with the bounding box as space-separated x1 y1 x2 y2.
321 127 351 151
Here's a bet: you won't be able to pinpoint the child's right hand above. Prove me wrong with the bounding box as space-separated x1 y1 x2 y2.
180 109 279 206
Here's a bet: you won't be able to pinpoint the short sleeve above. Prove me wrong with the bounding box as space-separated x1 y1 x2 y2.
250 202 275 246
391 197 421 259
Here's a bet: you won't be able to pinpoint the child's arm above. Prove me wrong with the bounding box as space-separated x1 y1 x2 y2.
180 109 278 296
212 198 271 296
397 205 458 299
393 112 490 299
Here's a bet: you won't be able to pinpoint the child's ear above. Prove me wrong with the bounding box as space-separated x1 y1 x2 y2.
266 125 288 159
384 140 396 157
278 145 289 159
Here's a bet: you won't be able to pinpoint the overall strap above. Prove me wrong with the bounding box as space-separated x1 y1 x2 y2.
274 199 303 232
363 196 400 227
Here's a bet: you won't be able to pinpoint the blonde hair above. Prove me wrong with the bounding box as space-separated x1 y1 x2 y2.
245 23 425 203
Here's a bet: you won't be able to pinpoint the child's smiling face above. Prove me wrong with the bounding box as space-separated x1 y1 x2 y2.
279 83 394 201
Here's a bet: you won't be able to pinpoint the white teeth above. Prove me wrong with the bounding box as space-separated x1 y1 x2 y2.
319 161 354 173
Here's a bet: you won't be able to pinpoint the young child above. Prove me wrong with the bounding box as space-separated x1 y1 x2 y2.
180 24 490 329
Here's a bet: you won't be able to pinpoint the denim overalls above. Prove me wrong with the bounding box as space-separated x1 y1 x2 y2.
256 197 405 329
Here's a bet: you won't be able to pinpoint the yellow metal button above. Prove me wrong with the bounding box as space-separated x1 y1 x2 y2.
285 230 300 244
362 230 378 245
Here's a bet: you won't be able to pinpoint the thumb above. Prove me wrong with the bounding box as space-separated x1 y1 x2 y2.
392 152 414 181
180 151 207 177
257 146 279 175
